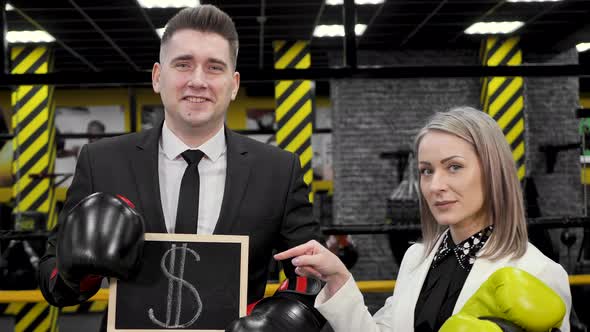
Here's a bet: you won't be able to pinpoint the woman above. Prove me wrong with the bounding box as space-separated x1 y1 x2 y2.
275 106 571 332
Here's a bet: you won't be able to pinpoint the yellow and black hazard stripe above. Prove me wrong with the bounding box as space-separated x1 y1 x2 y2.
9 45 58 330
10 46 58 229
60 301 108 314
45 90 58 230
273 41 311 69
0 302 59 332
0 300 106 331
273 41 314 202
480 36 525 181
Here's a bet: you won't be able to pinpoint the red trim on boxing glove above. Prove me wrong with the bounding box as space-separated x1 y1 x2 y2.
52 266 101 292
79 275 102 292
247 300 261 315
277 276 309 293
116 194 135 209
295 277 308 293
278 279 289 291
337 235 349 247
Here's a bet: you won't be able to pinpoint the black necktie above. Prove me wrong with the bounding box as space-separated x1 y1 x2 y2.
175 149 205 234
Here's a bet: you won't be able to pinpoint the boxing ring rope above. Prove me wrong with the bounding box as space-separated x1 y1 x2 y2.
1 215 589 305
321 216 590 235
3 275 590 305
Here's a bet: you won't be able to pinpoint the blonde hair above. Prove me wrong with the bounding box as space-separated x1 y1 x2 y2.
414 106 528 260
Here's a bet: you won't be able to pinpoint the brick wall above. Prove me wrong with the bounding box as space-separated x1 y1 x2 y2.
523 49 581 268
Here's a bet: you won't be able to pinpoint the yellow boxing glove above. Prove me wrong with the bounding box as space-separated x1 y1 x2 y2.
440 313 504 332
441 314 533 332
439 267 566 332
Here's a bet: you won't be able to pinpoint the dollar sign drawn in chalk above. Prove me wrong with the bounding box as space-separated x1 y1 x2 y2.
148 243 203 328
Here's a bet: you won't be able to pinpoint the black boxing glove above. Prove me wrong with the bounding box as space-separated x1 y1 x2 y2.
57 192 145 291
225 277 326 332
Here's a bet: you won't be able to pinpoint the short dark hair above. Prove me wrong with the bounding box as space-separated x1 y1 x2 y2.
160 5 239 68
87 120 105 133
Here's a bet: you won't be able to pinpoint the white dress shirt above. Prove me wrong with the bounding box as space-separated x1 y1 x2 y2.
158 121 227 234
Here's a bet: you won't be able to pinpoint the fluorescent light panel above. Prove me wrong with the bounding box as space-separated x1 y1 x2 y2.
7 30 55 43
313 24 367 37
507 0 562 2
577 43 590 53
326 0 384 4
138 0 199 8
464 21 524 34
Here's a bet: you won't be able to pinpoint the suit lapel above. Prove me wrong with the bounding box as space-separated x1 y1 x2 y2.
214 129 251 234
131 121 167 233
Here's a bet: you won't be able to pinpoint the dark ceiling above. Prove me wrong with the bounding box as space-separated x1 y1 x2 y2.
4 0 590 74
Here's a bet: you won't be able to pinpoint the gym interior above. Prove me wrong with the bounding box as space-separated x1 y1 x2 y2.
0 0 589 331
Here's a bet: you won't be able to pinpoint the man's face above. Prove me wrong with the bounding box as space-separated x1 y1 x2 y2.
87 123 104 143
152 29 240 134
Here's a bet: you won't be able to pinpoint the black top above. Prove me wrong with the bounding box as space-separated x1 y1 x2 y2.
414 225 494 332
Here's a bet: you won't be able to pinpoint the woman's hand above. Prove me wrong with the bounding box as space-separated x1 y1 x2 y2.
274 240 352 298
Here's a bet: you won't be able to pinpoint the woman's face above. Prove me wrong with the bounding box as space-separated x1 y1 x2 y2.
418 130 487 238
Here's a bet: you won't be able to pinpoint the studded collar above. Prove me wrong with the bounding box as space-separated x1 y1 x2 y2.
431 225 494 271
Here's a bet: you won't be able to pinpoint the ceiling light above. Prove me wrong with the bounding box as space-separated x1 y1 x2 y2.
577 43 590 53
313 24 367 37
7 30 55 43
464 21 524 35
157 28 165 37
355 24 367 35
506 0 562 2
137 0 199 8
6 3 13 10
326 0 384 4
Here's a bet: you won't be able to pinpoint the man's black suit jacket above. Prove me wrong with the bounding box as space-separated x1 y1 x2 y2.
38 124 320 309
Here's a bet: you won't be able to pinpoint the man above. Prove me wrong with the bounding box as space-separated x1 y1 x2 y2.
86 120 106 143
38 4 320 325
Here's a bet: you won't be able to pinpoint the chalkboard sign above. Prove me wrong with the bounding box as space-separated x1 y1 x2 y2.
107 233 249 332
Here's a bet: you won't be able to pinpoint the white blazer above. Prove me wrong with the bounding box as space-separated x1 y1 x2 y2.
316 238 572 332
